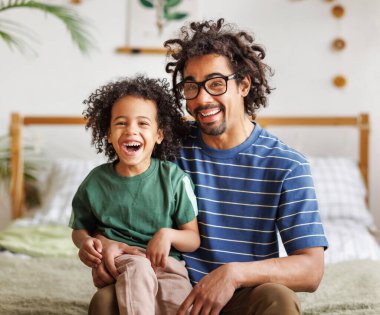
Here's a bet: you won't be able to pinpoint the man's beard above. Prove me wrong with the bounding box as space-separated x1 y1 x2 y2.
191 104 226 136
199 120 226 136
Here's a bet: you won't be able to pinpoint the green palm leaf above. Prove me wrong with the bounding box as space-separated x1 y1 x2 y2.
0 18 38 53
0 0 95 54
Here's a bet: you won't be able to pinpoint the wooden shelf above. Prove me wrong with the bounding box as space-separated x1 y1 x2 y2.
116 46 167 55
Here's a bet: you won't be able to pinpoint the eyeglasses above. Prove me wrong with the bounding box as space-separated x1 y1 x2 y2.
176 73 237 100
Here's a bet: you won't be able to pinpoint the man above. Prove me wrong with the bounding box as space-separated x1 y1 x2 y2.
88 18 328 315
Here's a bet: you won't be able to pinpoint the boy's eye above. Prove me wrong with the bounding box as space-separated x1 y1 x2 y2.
139 121 150 126
115 121 126 126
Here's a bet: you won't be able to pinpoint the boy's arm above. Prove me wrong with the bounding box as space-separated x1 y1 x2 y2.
169 218 200 252
146 218 200 268
72 229 103 268
91 220 200 286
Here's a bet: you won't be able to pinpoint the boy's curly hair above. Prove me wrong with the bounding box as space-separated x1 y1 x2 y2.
83 75 189 161
164 18 273 119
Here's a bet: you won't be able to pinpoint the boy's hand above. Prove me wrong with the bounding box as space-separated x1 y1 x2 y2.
78 237 103 268
92 261 115 288
146 228 172 269
100 238 145 280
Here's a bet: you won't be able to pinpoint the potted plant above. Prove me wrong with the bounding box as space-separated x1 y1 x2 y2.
0 134 42 211
0 1 96 224
0 0 95 54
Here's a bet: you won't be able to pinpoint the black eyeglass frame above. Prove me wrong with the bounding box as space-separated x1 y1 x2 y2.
176 73 237 100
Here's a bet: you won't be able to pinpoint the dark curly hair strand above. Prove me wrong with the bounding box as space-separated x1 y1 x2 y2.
164 18 273 118
83 75 189 161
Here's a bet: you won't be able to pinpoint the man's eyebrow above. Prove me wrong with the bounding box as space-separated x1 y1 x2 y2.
182 72 226 82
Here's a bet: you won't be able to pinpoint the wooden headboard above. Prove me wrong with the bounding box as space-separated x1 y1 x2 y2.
9 112 370 219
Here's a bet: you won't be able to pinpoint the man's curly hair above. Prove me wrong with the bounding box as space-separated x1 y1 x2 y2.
164 18 273 118
83 75 189 161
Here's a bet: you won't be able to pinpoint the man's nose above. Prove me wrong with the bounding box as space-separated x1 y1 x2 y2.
195 85 213 102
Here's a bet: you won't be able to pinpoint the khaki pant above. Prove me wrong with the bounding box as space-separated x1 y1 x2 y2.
221 283 300 315
94 254 192 315
89 281 300 315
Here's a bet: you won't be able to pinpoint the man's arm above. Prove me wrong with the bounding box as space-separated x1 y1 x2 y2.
233 247 324 292
177 247 324 315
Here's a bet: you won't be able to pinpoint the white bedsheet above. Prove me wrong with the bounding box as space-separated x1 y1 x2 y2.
323 220 380 264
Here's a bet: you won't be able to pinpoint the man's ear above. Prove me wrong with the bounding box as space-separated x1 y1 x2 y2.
156 129 164 144
240 75 251 97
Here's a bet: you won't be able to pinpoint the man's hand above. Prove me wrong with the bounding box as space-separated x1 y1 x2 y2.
177 264 238 315
146 228 172 269
78 236 103 268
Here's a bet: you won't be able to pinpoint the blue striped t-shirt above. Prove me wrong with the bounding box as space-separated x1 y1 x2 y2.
176 122 328 284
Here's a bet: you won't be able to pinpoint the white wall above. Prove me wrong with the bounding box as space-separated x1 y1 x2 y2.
1 0 379 226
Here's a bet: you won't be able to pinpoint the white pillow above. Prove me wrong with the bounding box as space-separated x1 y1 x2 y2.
27 156 375 229
33 158 101 225
308 157 375 227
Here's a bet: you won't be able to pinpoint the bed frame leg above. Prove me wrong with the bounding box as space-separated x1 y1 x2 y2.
10 112 24 219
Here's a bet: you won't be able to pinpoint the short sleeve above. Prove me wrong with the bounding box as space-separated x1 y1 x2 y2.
69 184 97 233
173 174 198 227
277 161 328 254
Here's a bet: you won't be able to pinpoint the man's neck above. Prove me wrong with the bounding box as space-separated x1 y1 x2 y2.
201 116 254 150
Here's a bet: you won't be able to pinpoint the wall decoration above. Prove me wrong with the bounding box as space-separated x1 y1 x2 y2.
332 38 346 51
328 2 347 88
332 75 347 88
331 4 345 18
117 0 199 54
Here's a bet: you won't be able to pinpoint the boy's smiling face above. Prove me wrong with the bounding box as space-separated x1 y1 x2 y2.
108 95 163 177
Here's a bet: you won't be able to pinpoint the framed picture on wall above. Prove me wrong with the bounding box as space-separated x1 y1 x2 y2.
117 0 200 54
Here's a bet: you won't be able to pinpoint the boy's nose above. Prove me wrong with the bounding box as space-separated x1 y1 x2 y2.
124 124 138 135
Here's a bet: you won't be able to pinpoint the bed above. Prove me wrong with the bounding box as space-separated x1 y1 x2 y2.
1 112 379 315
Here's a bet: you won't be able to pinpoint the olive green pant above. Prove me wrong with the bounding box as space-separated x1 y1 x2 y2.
88 282 300 315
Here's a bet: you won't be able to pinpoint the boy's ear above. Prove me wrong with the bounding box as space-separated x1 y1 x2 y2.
186 105 194 117
240 75 251 97
156 128 164 144
107 130 112 143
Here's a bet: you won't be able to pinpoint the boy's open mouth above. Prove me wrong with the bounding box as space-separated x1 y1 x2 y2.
123 142 142 153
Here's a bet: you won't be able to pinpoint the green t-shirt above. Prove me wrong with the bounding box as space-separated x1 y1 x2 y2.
69 158 198 259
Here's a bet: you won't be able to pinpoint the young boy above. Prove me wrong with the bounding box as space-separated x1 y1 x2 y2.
69 75 200 315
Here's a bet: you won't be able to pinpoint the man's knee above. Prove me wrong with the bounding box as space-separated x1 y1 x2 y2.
251 283 301 315
88 284 119 315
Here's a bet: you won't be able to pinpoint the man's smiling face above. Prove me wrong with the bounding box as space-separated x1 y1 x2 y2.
183 54 248 137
